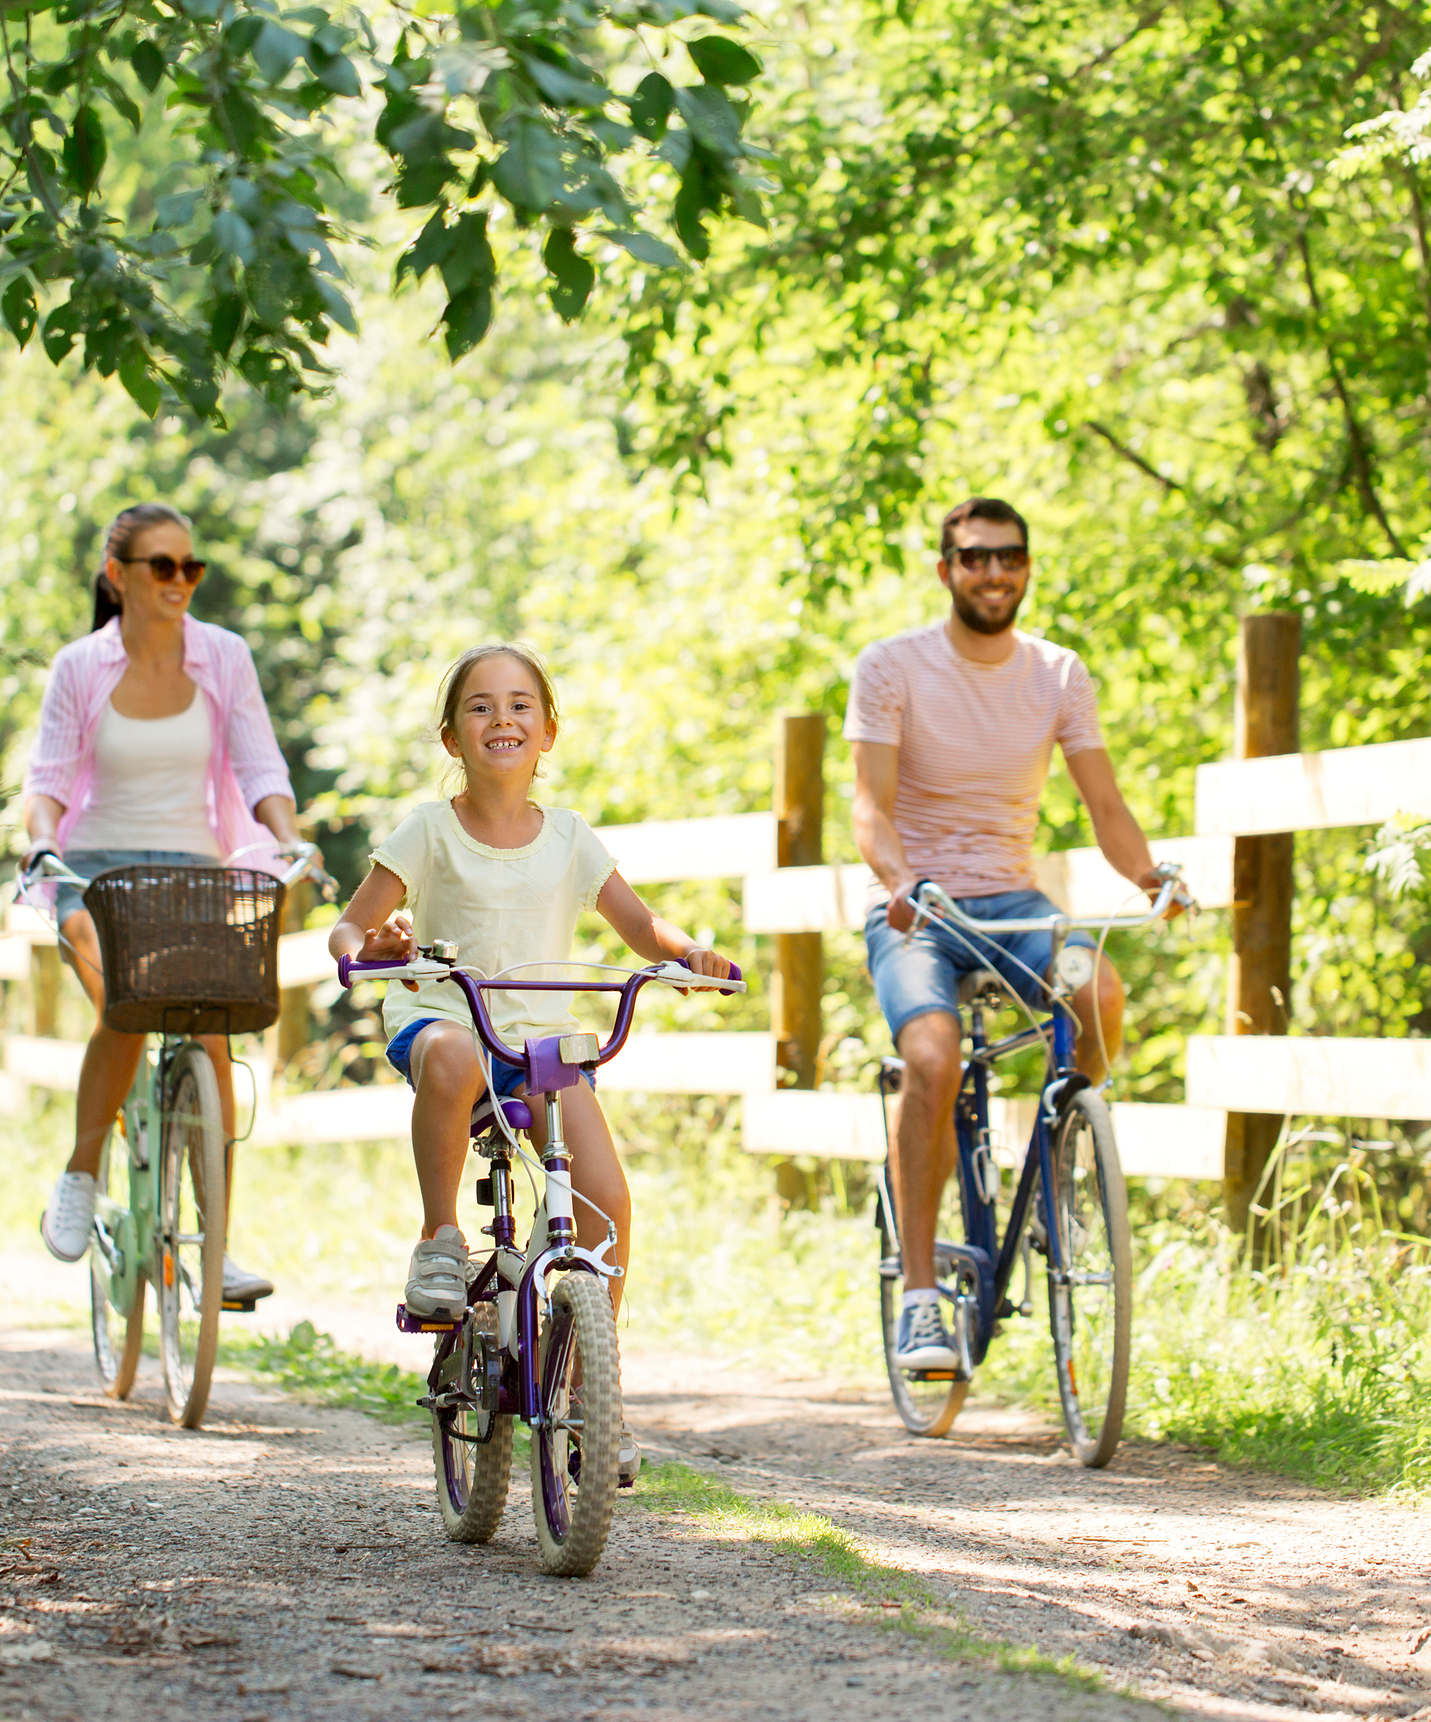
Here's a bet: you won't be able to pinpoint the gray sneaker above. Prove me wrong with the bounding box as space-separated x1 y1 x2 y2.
405 1225 469 1320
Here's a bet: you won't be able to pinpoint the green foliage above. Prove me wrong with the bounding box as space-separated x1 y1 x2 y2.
218 1317 426 1421
0 0 769 416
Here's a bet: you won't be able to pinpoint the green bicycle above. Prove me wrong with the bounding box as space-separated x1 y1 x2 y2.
21 847 330 1427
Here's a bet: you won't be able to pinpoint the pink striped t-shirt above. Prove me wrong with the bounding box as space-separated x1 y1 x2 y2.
844 623 1105 900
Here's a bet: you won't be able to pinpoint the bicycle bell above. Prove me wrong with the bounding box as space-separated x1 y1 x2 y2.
427 939 459 963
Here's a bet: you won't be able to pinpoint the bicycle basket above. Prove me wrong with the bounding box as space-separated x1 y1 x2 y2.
83 865 286 1035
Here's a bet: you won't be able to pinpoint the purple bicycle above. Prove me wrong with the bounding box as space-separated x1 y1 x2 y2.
337 946 745 1576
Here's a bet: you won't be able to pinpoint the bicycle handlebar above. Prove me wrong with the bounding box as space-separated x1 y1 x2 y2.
18 841 337 900
336 953 746 1075
909 863 1195 938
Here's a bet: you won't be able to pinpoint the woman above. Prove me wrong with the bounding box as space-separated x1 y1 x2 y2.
23 502 308 1304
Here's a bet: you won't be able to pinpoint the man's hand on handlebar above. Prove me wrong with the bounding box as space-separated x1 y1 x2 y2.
358 914 421 990
1139 865 1188 920
885 876 922 933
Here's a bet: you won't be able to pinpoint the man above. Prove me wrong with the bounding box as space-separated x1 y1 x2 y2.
846 496 1166 1371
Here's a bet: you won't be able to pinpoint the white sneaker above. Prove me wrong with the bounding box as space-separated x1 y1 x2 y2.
41 1171 97 1263
404 1225 469 1319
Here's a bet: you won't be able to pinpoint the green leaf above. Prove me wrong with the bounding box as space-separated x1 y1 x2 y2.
543 226 595 322
226 15 264 55
119 349 161 417
438 210 494 296
61 104 107 197
210 293 245 355
305 43 361 98
491 119 564 211
687 36 762 85
315 276 358 334
673 86 740 157
443 279 492 358
155 190 200 228
523 56 611 110
212 210 257 264
695 0 744 19
629 73 673 141
130 39 166 93
253 21 306 84
602 228 683 269
2 278 37 348
673 157 712 259
41 301 81 364
395 209 456 287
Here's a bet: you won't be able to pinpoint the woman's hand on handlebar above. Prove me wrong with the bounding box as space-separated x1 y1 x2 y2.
19 837 60 882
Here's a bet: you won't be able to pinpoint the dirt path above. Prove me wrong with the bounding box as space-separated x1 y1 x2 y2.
1 1319 1427 1722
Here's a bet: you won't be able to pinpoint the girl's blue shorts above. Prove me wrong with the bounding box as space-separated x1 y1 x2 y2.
385 1017 596 1093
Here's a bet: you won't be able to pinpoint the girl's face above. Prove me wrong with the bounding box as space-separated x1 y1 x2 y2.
443 654 556 786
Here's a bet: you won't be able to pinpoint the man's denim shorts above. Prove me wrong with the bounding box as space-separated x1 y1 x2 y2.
55 848 219 930
385 1017 596 1094
864 888 1096 1043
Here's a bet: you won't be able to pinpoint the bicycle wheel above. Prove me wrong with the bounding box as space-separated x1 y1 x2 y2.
433 1303 513 1543
91 1129 144 1400
1047 1089 1131 1468
531 1272 620 1577
157 1042 226 1429
878 1199 969 1439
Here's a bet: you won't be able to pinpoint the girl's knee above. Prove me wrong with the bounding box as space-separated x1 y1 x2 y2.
412 1031 482 1099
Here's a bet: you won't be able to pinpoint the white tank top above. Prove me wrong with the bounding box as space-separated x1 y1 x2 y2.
67 690 221 857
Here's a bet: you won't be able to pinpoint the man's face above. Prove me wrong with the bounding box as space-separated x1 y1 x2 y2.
937 517 1031 636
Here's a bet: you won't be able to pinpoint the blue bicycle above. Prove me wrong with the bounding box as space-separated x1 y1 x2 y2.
875 868 1190 1463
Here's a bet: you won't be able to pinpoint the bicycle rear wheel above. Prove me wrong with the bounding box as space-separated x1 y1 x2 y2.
433 1304 513 1543
1047 1090 1131 1467
91 1130 144 1399
878 1197 969 1438
531 1271 620 1576
157 1042 226 1429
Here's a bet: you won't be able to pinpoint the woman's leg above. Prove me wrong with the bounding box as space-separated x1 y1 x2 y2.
407 1023 487 1238
61 911 145 1178
529 1082 631 1319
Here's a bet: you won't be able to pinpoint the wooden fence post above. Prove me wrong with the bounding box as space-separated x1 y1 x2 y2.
773 712 825 1090
31 944 61 1038
276 879 311 1068
1222 612 1300 1251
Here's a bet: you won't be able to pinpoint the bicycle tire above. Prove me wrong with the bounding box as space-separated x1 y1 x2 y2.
878 1203 969 1438
157 1042 226 1429
1047 1089 1132 1468
91 1130 144 1400
531 1272 620 1577
432 1304 513 1543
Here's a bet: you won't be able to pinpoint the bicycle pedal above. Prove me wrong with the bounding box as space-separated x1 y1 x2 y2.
221 1298 259 1313
395 1301 463 1335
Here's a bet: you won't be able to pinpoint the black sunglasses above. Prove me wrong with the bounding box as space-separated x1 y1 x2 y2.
119 554 207 585
948 545 1029 573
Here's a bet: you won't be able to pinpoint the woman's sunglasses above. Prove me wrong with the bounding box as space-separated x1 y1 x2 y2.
118 554 207 585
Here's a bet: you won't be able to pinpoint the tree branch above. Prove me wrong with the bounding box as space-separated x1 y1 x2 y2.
1084 420 1183 491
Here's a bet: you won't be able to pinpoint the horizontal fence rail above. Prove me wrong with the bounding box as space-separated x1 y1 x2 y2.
1195 736 1431 837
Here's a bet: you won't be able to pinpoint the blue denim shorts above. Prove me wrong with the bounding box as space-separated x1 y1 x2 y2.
864 889 1096 1041
385 1017 596 1094
55 848 219 930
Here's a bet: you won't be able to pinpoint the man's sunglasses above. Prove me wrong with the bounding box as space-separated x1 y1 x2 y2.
947 544 1029 573
119 554 207 585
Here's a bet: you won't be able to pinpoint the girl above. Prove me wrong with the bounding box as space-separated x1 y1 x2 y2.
328 644 733 1475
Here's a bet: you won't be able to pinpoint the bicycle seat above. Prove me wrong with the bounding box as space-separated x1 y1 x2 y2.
958 969 1008 1006
471 1095 533 1138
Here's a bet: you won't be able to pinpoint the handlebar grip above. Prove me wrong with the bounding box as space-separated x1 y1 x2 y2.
677 956 744 996
337 953 352 989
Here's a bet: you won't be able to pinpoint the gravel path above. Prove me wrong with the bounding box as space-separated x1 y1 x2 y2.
1 1317 1427 1722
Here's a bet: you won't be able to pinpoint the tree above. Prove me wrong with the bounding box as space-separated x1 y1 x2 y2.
0 0 768 418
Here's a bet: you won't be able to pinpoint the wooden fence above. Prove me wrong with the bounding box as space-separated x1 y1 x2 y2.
5 625 1430 1187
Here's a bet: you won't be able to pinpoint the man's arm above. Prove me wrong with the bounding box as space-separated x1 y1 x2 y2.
1064 748 1167 902
852 741 922 931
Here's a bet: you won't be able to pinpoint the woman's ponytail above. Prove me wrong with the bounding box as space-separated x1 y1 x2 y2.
90 501 192 632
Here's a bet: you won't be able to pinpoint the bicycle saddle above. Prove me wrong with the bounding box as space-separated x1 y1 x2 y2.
957 968 1007 1005
470 1094 533 1137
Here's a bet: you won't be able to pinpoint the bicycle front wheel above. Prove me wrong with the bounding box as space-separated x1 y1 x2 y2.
531 1272 620 1577
91 1130 144 1399
1047 1090 1131 1468
157 1042 226 1429
878 1202 969 1439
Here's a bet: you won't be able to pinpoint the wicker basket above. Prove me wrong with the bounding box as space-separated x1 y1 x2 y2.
84 866 286 1035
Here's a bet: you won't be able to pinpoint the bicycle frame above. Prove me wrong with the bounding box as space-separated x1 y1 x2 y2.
339 952 744 1429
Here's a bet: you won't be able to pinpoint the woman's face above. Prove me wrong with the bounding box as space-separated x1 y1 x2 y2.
106 522 200 626
443 653 557 784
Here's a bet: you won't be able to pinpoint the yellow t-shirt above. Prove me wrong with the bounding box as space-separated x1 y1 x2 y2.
370 800 617 1054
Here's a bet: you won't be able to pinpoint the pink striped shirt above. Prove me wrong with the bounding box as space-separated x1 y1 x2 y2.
844 623 1105 900
24 616 294 867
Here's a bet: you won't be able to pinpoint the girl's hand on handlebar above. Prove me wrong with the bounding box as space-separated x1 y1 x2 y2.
360 915 421 990
677 946 733 995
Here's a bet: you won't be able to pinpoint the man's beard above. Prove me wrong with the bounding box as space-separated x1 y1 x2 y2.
952 585 1023 636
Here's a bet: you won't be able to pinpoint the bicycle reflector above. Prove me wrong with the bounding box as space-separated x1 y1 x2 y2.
558 1033 600 1066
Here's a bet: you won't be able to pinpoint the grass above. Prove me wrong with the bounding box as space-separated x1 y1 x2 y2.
632 1461 1118 1693
217 1319 429 1424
